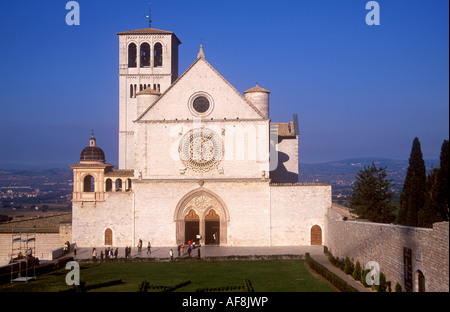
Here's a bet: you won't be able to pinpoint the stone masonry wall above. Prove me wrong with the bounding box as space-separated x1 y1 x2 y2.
0 233 61 266
326 208 449 292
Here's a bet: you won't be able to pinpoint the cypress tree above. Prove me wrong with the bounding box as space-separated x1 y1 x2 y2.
397 137 427 226
436 140 449 221
420 167 440 227
349 161 396 223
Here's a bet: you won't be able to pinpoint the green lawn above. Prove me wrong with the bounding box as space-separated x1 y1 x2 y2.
0 259 336 292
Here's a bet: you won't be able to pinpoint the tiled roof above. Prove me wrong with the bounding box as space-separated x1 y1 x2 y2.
116 27 174 35
0 213 72 233
70 163 114 169
104 170 134 177
271 121 297 137
116 27 182 44
244 84 270 94
137 88 161 96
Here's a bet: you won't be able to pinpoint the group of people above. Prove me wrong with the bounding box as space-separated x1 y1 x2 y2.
91 247 119 260
124 246 133 258
176 241 201 258
136 239 152 255
88 239 202 260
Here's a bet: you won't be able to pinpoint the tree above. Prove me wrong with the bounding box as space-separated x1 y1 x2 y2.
420 167 442 227
436 140 449 221
397 137 427 226
349 161 396 223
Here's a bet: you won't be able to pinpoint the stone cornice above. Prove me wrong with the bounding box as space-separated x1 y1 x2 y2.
270 182 331 187
135 118 267 124
133 178 271 184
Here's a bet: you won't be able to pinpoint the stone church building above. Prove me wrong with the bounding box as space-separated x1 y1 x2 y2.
70 25 331 248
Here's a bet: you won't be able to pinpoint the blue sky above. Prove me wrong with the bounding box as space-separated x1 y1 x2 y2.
0 0 448 166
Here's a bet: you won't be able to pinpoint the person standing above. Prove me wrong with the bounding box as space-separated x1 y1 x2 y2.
92 247 97 260
169 249 174 260
147 241 151 255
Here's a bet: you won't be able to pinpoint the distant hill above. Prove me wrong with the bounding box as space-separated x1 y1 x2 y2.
0 163 71 171
299 158 440 199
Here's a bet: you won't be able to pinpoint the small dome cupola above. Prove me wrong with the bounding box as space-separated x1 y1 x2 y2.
80 131 106 163
244 84 270 118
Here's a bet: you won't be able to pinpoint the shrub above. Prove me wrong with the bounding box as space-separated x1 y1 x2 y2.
361 269 370 287
352 261 362 281
344 256 354 275
305 253 358 292
395 282 402 292
376 272 387 292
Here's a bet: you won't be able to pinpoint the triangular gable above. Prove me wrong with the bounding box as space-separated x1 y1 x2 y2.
136 57 267 121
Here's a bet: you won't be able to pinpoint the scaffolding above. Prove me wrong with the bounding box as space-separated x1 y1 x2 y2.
10 230 37 282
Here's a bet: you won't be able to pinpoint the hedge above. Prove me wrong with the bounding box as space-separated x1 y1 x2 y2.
305 253 359 292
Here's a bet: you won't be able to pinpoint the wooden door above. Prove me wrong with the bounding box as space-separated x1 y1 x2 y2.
311 225 322 245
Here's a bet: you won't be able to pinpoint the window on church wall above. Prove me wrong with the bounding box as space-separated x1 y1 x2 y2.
83 175 95 192
115 179 123 191
126 178 132 191
140 43 150 67
130 84 133 98
128 43 137 68
154 42 163 67
105 228 113 245
105 179 112 192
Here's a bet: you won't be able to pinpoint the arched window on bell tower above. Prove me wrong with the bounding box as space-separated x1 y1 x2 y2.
83 175 95 192
128 43 137 68
154 42 162 67
140 42 150 67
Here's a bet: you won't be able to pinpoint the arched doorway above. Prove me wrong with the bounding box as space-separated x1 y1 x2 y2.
184 210 199 244
311 225 322 246
415 270 425 292
205 209 220 245
174 188 229 246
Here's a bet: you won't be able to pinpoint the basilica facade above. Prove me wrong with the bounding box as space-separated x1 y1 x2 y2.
70 26 331 248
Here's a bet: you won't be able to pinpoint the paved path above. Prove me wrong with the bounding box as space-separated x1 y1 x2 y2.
73 245 323 260
310 254 373 292
70 245 372 292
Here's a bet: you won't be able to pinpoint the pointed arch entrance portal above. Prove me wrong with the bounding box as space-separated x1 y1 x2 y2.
174 188 229 245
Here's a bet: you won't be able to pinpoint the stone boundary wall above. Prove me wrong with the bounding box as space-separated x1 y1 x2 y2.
326 208 449 292
0 233 61 266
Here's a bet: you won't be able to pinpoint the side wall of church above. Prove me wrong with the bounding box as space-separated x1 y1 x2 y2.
72 193 134 247
270 184 331 246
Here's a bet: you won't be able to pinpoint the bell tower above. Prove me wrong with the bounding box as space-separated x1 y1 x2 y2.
116 25 181 169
